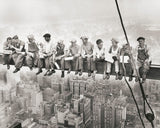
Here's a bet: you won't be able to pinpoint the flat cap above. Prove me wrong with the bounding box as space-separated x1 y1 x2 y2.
27 34 34 39
43 33 51 38
96 39 103 45
111 38 119 43
137 37 145 41
13 35 18 39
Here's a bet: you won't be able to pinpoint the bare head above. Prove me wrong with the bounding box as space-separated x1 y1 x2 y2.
96 39 103 49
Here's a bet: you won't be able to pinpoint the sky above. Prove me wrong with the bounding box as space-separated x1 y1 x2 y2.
0 0 160 25
0 0 160 63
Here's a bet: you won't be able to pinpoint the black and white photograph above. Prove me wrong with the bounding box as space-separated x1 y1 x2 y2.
0 0 160 128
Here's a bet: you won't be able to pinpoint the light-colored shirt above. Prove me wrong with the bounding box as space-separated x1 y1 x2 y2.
81 42 94 56
69 44 80 56
25 41 39 52
43 41 56 54
93 45 105 58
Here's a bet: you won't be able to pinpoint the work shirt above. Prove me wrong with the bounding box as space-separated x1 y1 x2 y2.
81 42 94 56
136 44 150 62
3 41 12 54
25 41 39 53
11 40 25 52
93 45 105 58
120 44 132 56
3 41 11 50
56 43 65 57
11 40 25 49
43 41 56 54
69 43 80 56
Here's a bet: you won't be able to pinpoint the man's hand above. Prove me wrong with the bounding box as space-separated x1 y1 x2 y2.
27 52 34 57
112 56 118 61
100 56 105 60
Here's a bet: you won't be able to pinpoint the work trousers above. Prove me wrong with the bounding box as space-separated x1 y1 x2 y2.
78 56 94 71
119 63 133 76
38 54 55 70
2 54 11 65
12 53 26 69
25 52 39 68
105 61 119 73
61 57 79 71
135 60 150 76
93 58 105 72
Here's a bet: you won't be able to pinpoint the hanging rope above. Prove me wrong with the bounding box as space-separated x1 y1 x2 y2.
114 0 155 127
122 55 145 128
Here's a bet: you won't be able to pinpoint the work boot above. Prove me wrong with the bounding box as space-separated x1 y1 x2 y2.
142 74 147 83
36 69 42 75
92 71 96 79
48 69 56 76
118 73 123 80
103 72 107 80
106 73 110 79
79 70 82 76
129 76 133 81
61 71 65 78
44 70 50 76
13 68 20 73
67 69 71 74
75 71 78 75
88 71 91 77
7 65 10 70
135 76 139 82
115 73 119 80
29 67 33 71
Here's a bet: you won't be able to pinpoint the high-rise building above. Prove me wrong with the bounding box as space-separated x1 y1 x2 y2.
102 99 115 128
114 96 127 128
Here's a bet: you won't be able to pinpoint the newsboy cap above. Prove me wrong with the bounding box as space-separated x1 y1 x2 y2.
43 33 51 38
13 35 18 39
137 37 145 41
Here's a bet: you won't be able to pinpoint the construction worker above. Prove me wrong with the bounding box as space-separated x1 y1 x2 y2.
135 37 151 83
25 35 39 70
79 36 94 77
36 33 56 76
119 43 134 81
36 42 45 75
104 38 120 80
2 37 12 69
11 35 25 73
61 39 81 77
54 40 66 77
93 39 105 78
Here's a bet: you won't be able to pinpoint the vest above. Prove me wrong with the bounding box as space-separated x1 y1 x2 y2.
56 44 65 56
138 46 149 61
28 43 39 53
